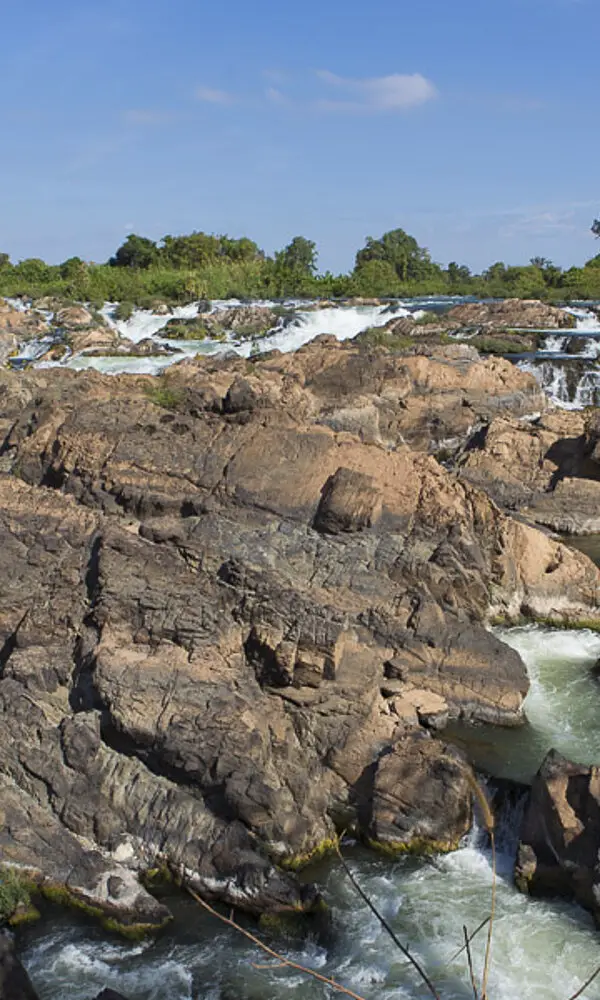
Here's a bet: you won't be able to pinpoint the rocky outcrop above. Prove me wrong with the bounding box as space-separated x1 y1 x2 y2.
458 410 600 535
0 338 598 929
164 306 281 342
0 303 48 342
0 933 39 1000
446 299 576 330
516 750 600 924
55 305 97 329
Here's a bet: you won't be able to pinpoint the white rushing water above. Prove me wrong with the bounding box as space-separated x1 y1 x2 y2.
19 625 600 1000
518 308 600 408
19 299 429 376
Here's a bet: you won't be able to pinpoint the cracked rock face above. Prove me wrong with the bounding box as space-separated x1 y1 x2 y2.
0 338 598 928
516 750 600 924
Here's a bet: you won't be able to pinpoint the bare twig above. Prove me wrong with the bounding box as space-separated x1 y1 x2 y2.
468 774 496 1000
567 964 600 1000
445 917 490 968
187 887 368 1000
463 925 479 1000
334 841 442 1000
481 830 497 1000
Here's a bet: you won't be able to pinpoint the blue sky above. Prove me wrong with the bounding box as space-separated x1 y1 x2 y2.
1 0 599 273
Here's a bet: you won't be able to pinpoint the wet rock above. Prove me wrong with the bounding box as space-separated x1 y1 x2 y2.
0 302 48 340
93 991 131 1000
516 750 600 924
0 933 39 1000
446 299 575 330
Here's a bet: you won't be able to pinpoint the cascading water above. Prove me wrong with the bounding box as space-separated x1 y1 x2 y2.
17 624 600 1000
517 308 600 408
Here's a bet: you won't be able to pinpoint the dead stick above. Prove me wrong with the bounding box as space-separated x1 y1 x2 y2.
187 888 368 1000
463 925 479 1000
334 842 441 1000
445 917 490 968
567 964 600 1000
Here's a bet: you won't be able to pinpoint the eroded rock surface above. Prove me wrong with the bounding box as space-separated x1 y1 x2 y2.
0 337 598 929
516 750 600 924
458 409 600 535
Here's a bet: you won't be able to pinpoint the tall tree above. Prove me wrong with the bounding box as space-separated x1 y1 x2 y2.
109 234 158 269
275 236 318 276
355 228 438 283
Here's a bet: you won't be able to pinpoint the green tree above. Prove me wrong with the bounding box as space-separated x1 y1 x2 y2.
447 262 472 285
355 228 439 283
0 253 11 269
60 256 87 279
275 236 318 276
350 259 402 296
110 234 159 269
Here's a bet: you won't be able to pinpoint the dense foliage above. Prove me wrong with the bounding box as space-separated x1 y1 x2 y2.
1 226 600 305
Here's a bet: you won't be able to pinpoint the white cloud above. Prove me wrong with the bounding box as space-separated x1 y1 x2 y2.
265 87 288 106
195 86 234 105
314 70 437 113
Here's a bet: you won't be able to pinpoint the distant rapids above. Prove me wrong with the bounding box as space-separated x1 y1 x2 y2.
7 295 599 411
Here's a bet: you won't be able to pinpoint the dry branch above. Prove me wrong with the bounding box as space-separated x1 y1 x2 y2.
187 887 368 1000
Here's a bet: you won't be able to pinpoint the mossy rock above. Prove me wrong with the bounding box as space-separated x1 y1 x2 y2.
366 835 462 858
279 837 339 871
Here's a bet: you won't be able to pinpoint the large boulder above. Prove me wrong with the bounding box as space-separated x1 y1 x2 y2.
55 305 95 329
368 733 473 854
516 750 600 924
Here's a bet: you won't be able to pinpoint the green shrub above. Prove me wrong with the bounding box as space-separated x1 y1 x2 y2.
0 867 32 923
114 301 134 321
144 385 185 409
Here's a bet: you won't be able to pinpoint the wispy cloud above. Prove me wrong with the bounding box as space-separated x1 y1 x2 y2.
195 86 235 105
265 87 289 106
314 70 437 113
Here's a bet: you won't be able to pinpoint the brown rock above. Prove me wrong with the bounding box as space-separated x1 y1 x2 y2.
314 467 382 534
55 305 95 328
369 733 473 854
446 299 575 330
516 750 600 924
0 337 598 926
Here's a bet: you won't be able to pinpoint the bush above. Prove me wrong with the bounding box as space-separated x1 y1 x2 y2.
0 868 32 923
114 301 134 322
144 384 185 409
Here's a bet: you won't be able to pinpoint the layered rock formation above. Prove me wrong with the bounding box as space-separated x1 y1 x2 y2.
457 409 600 537
0 336 598 931
516 750 600 925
